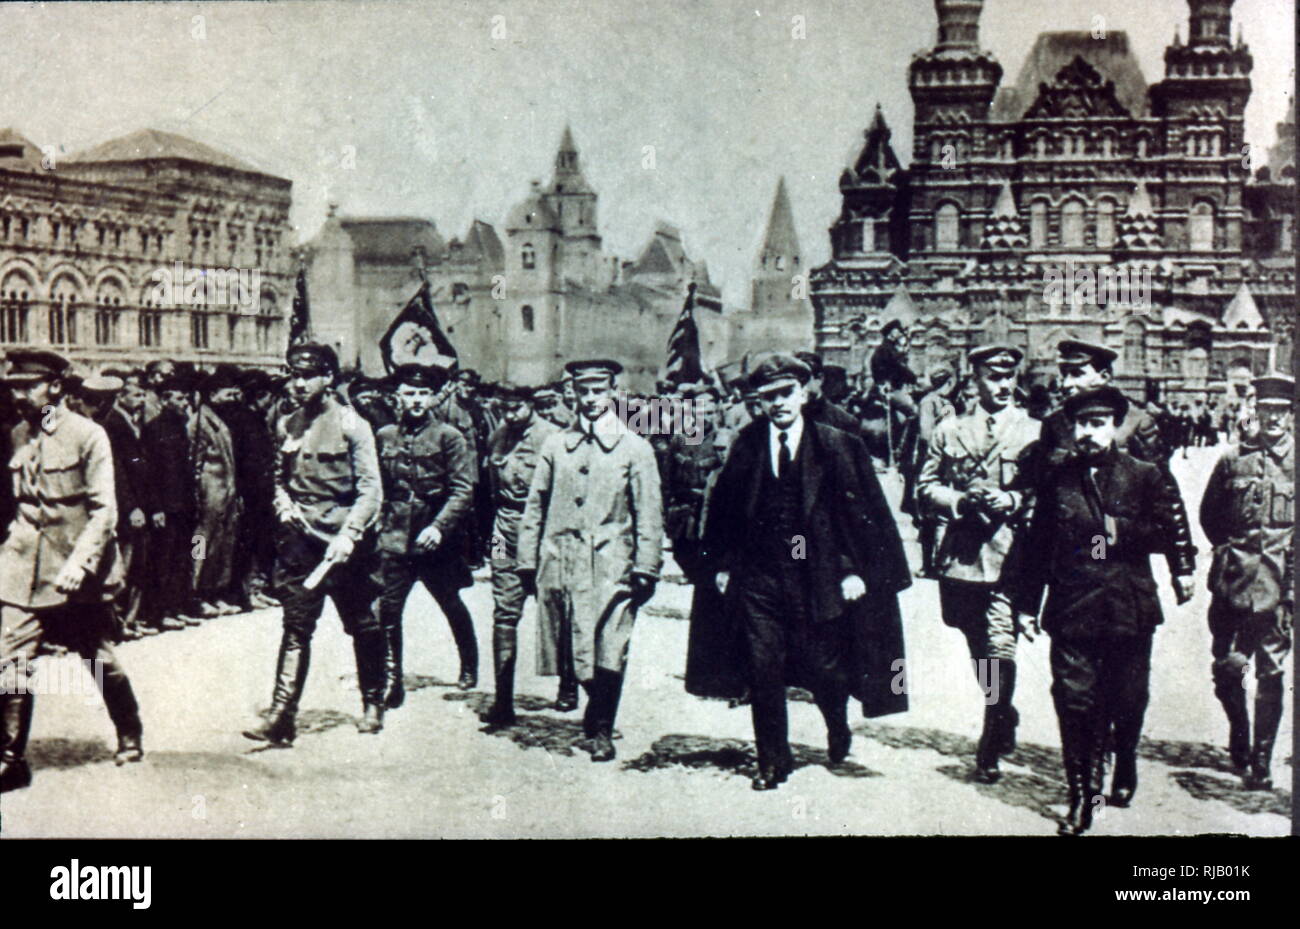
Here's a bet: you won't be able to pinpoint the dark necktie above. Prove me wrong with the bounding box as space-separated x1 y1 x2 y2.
778 430 791 477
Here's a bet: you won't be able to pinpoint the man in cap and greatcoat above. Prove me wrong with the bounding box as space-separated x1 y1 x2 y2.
191 370 242 617
516 359 664 762
1014 386 1189 835
479 384 558 727
243 343 387 743
701 352 911 791
0 350 144 794
374 363 477 705
1198 373 1294 791
917 344 1041 784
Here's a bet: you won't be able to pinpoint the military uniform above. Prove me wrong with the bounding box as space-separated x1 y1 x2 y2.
1198 374 1293 790
1014 386 1192 834
244 344 385 745
516 360 664 761
375 381 477 705
917 344 1040 782
0 350 143 793
480 390 558 725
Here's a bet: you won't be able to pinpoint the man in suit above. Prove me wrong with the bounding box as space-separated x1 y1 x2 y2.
918 344 1041 783
140 368 199 631
1014 386 1191 834
701 353 911 791
1198 373 1293 791
516 359 663 763
0 350 143 794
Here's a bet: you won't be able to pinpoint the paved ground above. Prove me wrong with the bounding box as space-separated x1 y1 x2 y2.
1 446 1291 837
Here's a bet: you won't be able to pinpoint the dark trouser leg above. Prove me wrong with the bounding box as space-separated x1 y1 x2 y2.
112 530 146 637
1106 633 1152 805
485 562 525 724
750 684 792 778
941 581 1005 780
1247 603 1291 790
1210 604 1253 768
737 572 795 784
555 599 578 709
1051 637 1103 834
378 555 416 710
814 684 851 764
428 575 479 687
76 610 143 759
243 579 323 744
581 669 624 762
335 557 386 720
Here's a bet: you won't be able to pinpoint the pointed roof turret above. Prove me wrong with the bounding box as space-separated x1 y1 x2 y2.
992 180 1018 219
550 123 592 195
852 105 902 182
1222 282 1266 330
981 180 1026 251
1118 180 1162 251
758 177 800 265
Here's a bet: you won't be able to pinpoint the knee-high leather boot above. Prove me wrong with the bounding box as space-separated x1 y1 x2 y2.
1058 709 1099 836
0 694 35 793
587 670 623 763
383 622 405 710
242 629 310 745
1246 675 1284 790
1213 672 1252 770
481 623 518 728
996 661 1019 756
354 628 387 734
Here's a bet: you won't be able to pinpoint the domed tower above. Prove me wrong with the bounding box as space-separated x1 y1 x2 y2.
832 104 910 260
542 125 602 287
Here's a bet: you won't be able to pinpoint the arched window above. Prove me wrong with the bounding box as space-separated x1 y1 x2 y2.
1030 201 1048 248
1137 137 1148 159
1096 199 1116 249
521 243 536 270
1061 199 1085 248
49 276 80 345
1 271 33 343
95 280 124 346
1189 201 1214 251
521 304 535 332
935 203 960 250
1035 136 1047 157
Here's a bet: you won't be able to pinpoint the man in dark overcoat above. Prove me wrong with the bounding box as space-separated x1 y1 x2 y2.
701 353 911 791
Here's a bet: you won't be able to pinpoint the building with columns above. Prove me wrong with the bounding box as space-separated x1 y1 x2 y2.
811 0 1295 403
0 128 294 371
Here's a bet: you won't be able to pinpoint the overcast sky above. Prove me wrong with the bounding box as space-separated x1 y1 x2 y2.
3 0 1294 305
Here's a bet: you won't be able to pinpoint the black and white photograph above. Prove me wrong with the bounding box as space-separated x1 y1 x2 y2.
0 0 1296 875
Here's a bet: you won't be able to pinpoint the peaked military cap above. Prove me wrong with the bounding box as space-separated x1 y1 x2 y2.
285 342 340 377
389 363 448 390
1 348 72 385
1057 337 1118 369
969 342 1023 371
564 359 622 383
1252 373 1295 405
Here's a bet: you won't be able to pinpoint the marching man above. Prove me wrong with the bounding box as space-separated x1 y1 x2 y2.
1199 372 1294 791
516 360 663 762
1 350 144 793
243 343 386 744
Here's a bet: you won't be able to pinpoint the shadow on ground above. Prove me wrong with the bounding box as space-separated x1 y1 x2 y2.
1170 771 1291 817
622 733 880 780
443 690 590 756
27 738 114 770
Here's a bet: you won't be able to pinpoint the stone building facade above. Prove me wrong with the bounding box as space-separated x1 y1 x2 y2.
811 0 1295 403
301 128 813 391
0 128 294 371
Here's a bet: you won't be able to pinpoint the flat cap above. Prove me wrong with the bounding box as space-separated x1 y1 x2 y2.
347 375 388 397
748 352 811 393
205 364 243 393
1063 384 1129 421
532 386 560 403
285 342 339 377
1056 337 1117 369
1 348 72 385
1252 373 1295 404
389 363 448 391
969 342 1024 371
240 368 274 393
564 359 622 383
158 367 199 394
497 383 535 403
794 350 824 377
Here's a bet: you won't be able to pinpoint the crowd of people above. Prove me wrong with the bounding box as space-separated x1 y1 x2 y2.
0 335 1292 839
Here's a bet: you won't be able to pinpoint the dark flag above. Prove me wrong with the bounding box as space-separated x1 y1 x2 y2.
379 280 458 373
665 283 706 385
288 266 311 346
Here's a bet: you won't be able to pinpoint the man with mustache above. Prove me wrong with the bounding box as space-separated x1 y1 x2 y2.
1014 386 1188 835
243 343 385 744
1198 373 1294 791
0 350 143 794
918 343 1041 785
